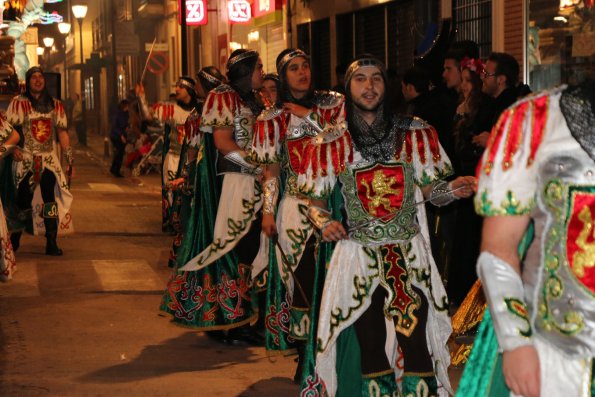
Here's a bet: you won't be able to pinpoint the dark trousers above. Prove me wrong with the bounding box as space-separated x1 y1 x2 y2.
110 137 126 174
354 285 432 375
16 170 58 234
75 121 86 146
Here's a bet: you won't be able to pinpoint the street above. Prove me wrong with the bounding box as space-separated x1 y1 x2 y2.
0 134 297 397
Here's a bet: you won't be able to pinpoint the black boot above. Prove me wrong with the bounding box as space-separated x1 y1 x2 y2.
10 232 21 252
45 231 63 256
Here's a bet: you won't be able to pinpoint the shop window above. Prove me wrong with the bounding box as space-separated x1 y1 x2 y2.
527 0 594 90
453 0 492 58
84 77 95 110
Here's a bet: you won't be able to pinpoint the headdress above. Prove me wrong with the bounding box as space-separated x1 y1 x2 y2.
460 57 484 75
226 50 259 73
276 49 309 75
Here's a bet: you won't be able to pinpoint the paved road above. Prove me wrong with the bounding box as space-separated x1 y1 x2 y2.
0 135 297 397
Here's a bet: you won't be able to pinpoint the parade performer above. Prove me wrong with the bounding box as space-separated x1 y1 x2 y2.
167 66 225 268
7 66 74 256
251 48 350 375
177 50 265 343
311 55 475 396
457 79 595 397
0 115 20 281
137 76 197 233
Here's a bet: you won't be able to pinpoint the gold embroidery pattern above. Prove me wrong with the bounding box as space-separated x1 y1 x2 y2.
573 206 595 278
361 170 401 217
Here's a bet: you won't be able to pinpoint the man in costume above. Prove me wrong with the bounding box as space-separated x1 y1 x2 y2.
7 66 74 255
178 49 265 344
311 55 475 396
137 76 197 233
251 48 351 377
456 79 595 397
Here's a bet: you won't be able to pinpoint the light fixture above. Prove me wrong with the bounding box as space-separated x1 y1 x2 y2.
58 22 71 35
37 46 45 56
554 15 568 23
71 4 88 19
43 37 55 47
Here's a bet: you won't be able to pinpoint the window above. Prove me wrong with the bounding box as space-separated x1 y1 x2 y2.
453 0 492 58
527 0 594 90
296 18 331 90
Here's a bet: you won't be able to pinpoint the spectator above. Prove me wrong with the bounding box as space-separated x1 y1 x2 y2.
72 93 85 146
482 52 524 122
110 99 129 177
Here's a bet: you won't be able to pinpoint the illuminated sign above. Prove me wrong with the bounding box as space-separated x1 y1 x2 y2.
228 0 251 23
40 11 64 24
178 0 208 25
254 0 281 17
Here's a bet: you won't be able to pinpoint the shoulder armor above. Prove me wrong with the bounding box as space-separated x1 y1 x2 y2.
313 90 344 109
409 116 430 130
212 84 235 95
257 106 283 121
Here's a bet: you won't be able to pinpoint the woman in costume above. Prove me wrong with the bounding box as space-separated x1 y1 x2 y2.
251 48 350 377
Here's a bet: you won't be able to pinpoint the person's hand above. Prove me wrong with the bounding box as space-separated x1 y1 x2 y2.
135 83 145 97
283 103 310 118
502 345 540 397
169 178 185 190
472 131 490 147
12 148 23 162
121 135 127 144
451 176 477 198
322 221 348 242
262 213 277 237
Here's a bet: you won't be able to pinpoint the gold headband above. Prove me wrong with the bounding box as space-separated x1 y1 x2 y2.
226 50 259 72
276 49 309 74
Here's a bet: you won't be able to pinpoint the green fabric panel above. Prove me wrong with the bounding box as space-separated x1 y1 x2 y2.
299 182 344 393
336 325 362 397
361 372 397 397
591 359 595 397
401 374 437 396
456 310 501 397
159 133 256 330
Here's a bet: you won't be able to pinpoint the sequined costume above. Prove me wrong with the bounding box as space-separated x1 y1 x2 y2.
457 83 595 396
251 89 351 353
0 112 17 281
139 85 193 233
6 94 73 238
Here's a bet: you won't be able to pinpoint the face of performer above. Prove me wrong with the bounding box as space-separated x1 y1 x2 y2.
251 58 265 90
285 56 311 99
28 72 46 97
175 83 192 103
349 65 385 114
443 58 462 90
261 79 278 104
460 69 474 100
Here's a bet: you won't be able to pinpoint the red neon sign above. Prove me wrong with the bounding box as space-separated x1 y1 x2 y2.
254 0 281 17
228 0 252 23
178 0 208 25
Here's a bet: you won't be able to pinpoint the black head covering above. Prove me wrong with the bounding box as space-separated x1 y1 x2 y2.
25 66 55 113
196 66 225 94
226 49 261 115
275 48 314 108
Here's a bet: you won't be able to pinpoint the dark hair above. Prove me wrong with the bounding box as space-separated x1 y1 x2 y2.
335 63 348 76
458 67 484 123
119 99 129 109
402 66 431 95
197 65 225 93
445 40 480 67
488 52 519 88
227 49 258 84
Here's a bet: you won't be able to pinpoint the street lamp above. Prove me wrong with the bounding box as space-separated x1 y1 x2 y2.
58 22 71 99
72 4 88 146
43 37 54 68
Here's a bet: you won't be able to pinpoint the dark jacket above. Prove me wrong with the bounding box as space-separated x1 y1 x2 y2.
110 109 129 141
